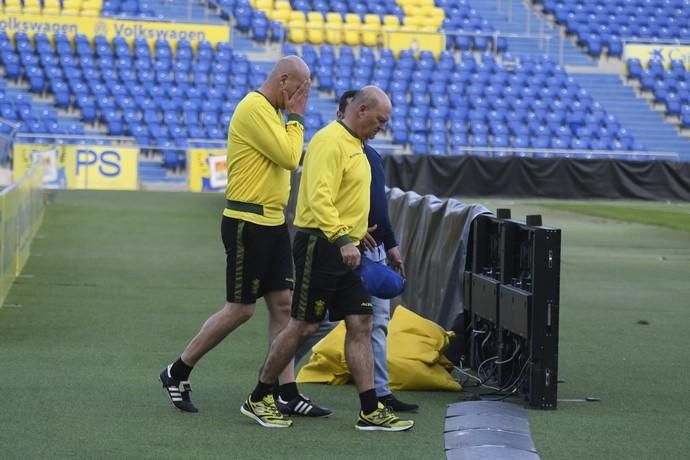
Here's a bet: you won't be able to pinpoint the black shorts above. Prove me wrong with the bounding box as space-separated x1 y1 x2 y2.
221 216 294 304
291 231 372 323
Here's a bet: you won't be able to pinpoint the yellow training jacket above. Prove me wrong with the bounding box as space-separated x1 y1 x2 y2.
223 91 304 226
294 121 371 247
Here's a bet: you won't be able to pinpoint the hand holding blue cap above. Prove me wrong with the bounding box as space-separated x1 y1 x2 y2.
353 256 405 299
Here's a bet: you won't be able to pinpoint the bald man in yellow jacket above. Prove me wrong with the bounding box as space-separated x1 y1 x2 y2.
160 56 330 418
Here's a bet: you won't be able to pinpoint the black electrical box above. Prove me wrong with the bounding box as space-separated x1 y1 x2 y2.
463 211 561 409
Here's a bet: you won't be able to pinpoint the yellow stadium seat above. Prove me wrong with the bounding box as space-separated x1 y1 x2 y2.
80 9 98 16
430 7 445 18
255 0 273 14
307 21 325 44
410 6 427 17
23 0 41 14
307 11 324 22
401 4 416 14
403 16 423 27
344 13 361 25
383 15 400 27
363 14 381 25
288 20 307 43
62 0 81 15
343 27 360 46
275 0 290 10
81 0 101 11
324 12 343 45
289 10 306 21
4 0 20 11
361 22 381 47
423 16 443 29
325 23 343 45
326 12 343 23
270 8 290 23
5 0 20 6
42 0 60 14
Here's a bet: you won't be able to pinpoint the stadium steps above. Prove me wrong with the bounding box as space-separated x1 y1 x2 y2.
573 73 690 160
138 158 187 189
467 0 595 66
231 33 275 57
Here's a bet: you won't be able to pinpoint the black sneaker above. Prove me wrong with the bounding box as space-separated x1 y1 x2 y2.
159 365 198 413
378 394 419 413
277 394 333 417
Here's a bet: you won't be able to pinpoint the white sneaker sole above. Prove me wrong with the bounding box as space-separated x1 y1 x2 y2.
355 422 414 432
240 404 293 428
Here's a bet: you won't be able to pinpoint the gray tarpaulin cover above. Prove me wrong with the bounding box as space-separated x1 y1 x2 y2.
386 188 489 329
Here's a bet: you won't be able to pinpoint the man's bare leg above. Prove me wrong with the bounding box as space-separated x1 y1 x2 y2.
264 289 295 384
259 318 319 385
161 301 255 413
180 302 255 366
343 314 374 393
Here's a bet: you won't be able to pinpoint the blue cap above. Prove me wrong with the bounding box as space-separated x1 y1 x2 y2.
353 256 405 299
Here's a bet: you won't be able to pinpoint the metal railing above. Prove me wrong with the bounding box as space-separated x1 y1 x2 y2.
0 138 44 305
11 133 680 161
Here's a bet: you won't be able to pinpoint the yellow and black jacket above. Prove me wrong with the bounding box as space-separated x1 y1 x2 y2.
223 91 304 226
294 120 371 247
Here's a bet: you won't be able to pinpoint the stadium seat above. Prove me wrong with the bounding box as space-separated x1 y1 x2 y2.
307 12 326 45
344 14 362 46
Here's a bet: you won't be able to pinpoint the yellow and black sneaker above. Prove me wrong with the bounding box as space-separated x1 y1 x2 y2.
355 402 414 432
241 394 293 428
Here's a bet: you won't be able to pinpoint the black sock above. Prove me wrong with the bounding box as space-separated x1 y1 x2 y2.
359 389 378 414
169 358 193 381
278 382 299 401
251 380 275 403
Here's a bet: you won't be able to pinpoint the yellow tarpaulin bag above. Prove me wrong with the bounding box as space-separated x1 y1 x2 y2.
297 305 461 391
294 321 349 385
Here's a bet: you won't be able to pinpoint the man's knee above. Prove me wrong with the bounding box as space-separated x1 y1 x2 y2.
287 318 321 340
222 302 255 324
265 289 292 314
345 314 373 339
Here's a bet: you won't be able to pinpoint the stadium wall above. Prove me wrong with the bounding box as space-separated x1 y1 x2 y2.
13 144 138 190
0 13 230 46
383 155 690 201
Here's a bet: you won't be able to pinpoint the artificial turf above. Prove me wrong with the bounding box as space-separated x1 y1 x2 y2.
1 191 688 459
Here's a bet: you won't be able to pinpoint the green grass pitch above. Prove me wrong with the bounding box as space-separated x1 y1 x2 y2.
1 191 688 459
